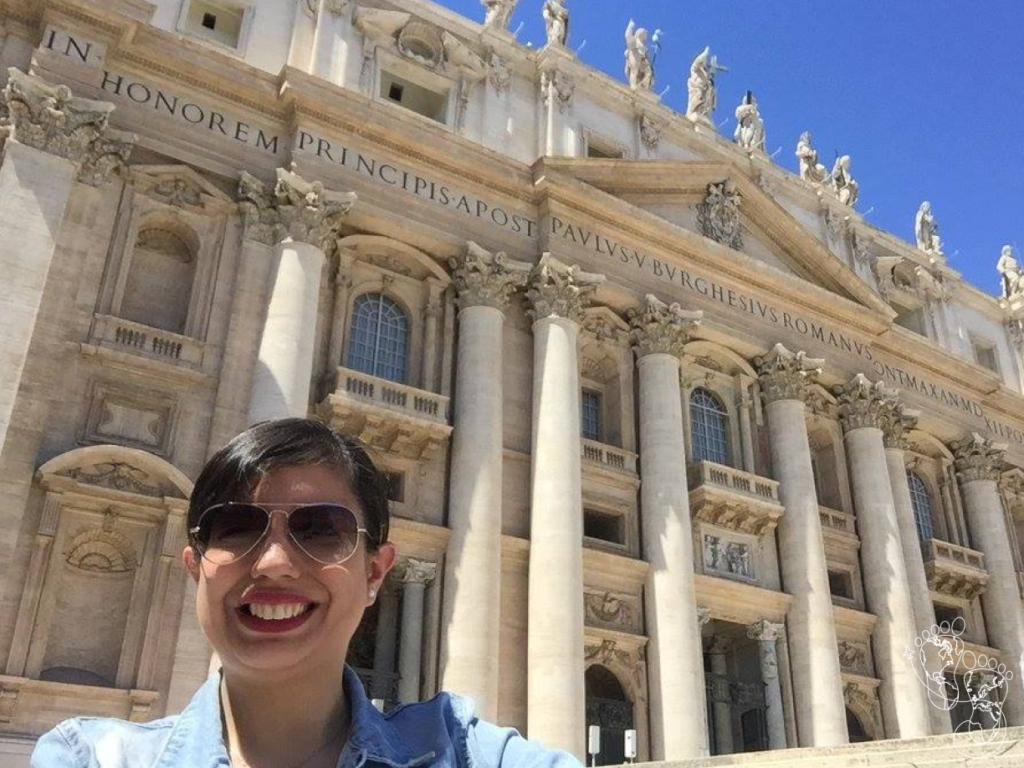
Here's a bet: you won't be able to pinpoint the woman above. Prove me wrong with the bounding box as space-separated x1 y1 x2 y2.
32 419 579 768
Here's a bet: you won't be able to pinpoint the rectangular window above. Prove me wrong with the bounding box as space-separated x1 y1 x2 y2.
586 139 624 159
827 570 853 599
893 305 927 337
933 603 961 628
182 1 247 48
972 339 999 374
385 472 405 503
379 71 449 124
581 389 602 442
583 508 624 546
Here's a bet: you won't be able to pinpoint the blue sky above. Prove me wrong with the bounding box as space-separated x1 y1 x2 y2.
433 0 1023 297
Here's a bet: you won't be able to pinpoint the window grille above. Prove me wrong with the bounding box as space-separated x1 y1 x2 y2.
690 388 730 466
581 390 602 442
346 293 409 384
907 471 935 541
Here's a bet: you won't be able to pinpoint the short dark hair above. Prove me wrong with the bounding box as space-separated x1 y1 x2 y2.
188 418 390 549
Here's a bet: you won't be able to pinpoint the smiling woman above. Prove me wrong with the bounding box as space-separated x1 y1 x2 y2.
30 419 582 768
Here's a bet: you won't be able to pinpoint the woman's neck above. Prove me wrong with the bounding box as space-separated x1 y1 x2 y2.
221 662 350 768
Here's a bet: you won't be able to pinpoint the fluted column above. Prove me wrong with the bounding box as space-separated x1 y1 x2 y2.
439 242 530 720
834 375 931 739
397 559 437 705
748 620 787 750
882 410 952 734
951 434 1024 725
526 254 604 757
707 637 733 755
0 69 133 454
754 344 848 747
238 168 356 424
628 294 708 759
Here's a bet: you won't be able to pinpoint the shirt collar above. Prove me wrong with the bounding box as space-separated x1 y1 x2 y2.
343 666 437 768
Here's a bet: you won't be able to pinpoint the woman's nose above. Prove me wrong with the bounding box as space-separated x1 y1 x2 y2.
250 513 301 577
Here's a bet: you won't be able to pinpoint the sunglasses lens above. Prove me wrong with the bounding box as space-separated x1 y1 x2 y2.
196 503 267 564
289 504 360 564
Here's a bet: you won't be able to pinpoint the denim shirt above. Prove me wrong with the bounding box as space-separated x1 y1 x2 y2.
31 667 582 768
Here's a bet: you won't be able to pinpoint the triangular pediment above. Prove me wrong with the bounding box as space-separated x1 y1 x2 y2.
130 164 235 214
540 159 892 316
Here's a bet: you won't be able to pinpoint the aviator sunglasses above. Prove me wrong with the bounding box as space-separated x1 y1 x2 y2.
189 502 369 565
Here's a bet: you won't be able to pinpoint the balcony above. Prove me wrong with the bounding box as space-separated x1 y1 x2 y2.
581 439 639 485
923 539 989 601
89 314 205 370
318 367 452 461
687 461 784 536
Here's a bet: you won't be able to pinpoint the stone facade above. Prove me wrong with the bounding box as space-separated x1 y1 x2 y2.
1 1 1023 765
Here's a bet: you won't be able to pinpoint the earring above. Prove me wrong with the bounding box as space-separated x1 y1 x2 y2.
368 588 377 600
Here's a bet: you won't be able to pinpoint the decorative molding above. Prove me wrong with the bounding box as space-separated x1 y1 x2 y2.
0 68 134 186
486 52 512 93
449 241 531 312
833 373 899 433
540 68 574 114
584 590 639 632
638 113 662 151
951 433 1007 484
837 640 871 676
237 166 356 248
526 253 604 323
754 343 823 404
626 293 702 359
695 179 742 251
63 463 164 498
395 558 437 586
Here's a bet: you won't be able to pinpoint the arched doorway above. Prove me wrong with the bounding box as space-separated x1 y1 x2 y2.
585 665 634 765
846 708 870 743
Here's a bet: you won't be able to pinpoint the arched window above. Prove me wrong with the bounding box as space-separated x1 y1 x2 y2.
121 225 196 334
346 293 409 383
690 388 730 466
907 471 935 541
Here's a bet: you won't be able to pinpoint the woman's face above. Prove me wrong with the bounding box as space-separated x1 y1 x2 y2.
183 464 396 681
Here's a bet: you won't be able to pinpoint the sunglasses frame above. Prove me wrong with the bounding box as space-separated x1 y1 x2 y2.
188 501 370 566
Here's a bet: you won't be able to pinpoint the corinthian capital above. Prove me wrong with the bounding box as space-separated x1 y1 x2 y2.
627 293 702 359
237 166 356 249
833 374 899 433
449 241 531 311
525 253 604 324
395 558 437 586
881 400 919 450
0 68 134 186
754 343 824 404
746 619 783 643
951 433 1007 484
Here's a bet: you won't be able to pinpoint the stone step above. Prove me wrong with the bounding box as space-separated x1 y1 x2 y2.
636 727 1024 768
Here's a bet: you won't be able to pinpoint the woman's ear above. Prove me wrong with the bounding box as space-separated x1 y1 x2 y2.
182 545 201 583
366 542 397 606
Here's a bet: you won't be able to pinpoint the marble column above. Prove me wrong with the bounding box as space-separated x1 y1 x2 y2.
707 637 733 755
754 344 848 746
835 375 931 739
238 168 356 424
439 242 530 720
748 620 787 750
526 255 604 757
882 409 952 735
371 580 400 703
628 294 708 760
951 434 1024 725
0 69 132 454
397 559 437 705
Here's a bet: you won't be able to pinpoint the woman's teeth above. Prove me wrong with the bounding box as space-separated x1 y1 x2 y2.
246 603 311 620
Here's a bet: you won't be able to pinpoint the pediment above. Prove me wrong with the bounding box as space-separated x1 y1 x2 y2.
542 159 892 316
130 164 235 214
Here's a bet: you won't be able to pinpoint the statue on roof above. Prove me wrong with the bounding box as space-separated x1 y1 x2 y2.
625 20 657 92
796 131 828 184
542 0 569 46
734 91 766 152
915 201 943 255
998 245 1024 299
830 155 859 207
686 46 726 125
481 0 518 30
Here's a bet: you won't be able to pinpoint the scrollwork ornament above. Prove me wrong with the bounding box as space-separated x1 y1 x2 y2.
0 68 134 186
833 373 900 433
754 343 824 404
626 293 702 359
951 433 1007 484
696 179 742 250
237 166 356 249
526 254 604 323
638 113 663 151
449 241 531 311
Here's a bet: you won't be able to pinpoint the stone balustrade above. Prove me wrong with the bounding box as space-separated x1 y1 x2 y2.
91 313 204 368
687 461 784 535
318 366 452 461
818 506 856 535
581 438 638 475
922 538 989 601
